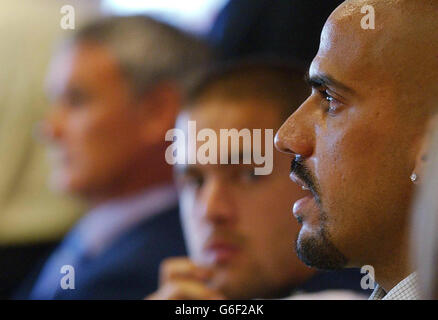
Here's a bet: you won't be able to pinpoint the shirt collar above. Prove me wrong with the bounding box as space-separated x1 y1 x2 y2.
73 184 178 257
369 272 420 300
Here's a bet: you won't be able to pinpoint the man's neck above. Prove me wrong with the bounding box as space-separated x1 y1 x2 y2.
372 235 413 292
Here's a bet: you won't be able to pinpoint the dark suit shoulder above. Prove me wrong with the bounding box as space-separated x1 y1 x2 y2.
56 206 186 299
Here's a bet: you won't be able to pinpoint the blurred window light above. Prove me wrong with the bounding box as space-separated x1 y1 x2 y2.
101 0 229 34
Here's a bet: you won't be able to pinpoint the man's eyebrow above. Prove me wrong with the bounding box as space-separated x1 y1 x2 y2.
305 72 355 94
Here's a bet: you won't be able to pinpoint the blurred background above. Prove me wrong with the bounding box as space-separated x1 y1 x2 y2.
0 0 227 244
0 0 341 299
102 0 229 34
0 0 229 299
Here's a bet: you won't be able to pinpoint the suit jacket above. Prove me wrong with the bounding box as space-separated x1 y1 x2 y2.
17 205 186 300
0 241 59 299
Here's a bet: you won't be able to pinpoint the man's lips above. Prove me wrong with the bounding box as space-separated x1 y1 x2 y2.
289 172 311 191
289 162 322 226
289 172 317 223
292 195 314 222
204 241 241 264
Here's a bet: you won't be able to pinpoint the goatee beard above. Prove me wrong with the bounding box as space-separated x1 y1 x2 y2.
296 220 348 270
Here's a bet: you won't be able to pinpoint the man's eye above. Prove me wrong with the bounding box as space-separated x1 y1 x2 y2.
320 90 341 115
185 175 204 188
325 93 334 102
66 90 89 108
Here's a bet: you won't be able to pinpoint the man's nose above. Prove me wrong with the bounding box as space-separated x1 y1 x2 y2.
202 179 237 226
38 108 64 143
274 99 314 158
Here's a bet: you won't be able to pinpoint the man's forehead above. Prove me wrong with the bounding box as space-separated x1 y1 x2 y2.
47 42 123 96
310 5 390 94
320 10 379 61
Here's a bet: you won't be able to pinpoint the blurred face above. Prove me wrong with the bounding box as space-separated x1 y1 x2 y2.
275 10 426 270
42 42 148 198
175 98 312 299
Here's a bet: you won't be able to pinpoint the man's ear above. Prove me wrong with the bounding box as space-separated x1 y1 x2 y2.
136 81 181 146
412 113 438 184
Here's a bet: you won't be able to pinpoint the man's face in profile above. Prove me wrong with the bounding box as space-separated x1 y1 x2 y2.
42 42 147 196
275 2 427 270
175 97 311 299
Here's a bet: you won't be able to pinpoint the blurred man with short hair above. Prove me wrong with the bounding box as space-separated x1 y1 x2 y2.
23 16 209 299
149 62 367 300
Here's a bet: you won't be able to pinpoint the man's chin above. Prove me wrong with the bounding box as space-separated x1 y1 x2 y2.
50 172 93 198
295 229 348 270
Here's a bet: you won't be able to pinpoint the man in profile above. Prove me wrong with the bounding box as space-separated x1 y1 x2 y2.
24 16 209 299
275 0 438 299
149 62 368 300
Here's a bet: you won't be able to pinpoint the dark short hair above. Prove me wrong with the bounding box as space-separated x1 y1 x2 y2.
184 58 310 122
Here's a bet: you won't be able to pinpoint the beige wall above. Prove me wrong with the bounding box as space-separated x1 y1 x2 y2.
0 0 101 244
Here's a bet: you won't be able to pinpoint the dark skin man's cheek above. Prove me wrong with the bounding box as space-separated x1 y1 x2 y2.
311 109 398 257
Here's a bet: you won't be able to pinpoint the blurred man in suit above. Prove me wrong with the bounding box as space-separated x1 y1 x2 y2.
149 62 367 300
24 16 209 299
275 0 438 299
0 0 93 299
